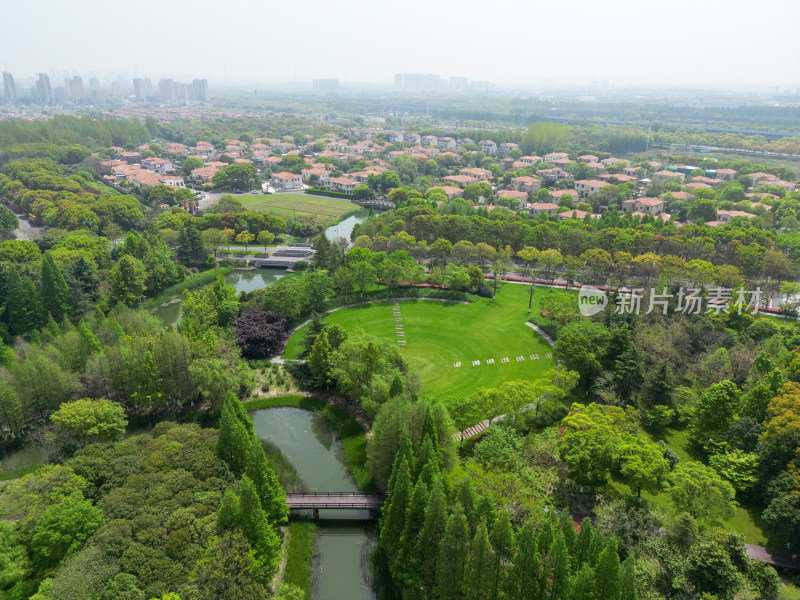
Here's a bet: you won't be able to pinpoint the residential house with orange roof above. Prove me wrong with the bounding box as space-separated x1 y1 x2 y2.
511 176 542 194
529 202 560 217
478 140 497 155
271 171 303 191
575 179 610 198
330 177 357 194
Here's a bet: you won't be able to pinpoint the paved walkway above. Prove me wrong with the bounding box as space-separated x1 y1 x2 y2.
525 322 555 347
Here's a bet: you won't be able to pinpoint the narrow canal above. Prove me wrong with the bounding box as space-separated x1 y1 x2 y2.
251 408 375 600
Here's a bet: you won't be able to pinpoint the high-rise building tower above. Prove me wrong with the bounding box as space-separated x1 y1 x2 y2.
68 76 85 100
3 72 18 102
36 73 53 104
158 79 174 102
313 79 340 94
133 77 152 100
192 79 208 101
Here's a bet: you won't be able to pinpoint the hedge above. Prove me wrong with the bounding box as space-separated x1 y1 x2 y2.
305 188 355 199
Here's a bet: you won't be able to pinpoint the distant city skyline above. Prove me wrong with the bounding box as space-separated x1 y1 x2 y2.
2 0 798 89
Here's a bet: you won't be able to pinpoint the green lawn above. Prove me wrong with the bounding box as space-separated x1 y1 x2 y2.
237 194 356 223
284 283 555 400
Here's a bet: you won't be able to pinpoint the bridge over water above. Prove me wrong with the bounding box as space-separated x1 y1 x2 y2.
285 492 387 519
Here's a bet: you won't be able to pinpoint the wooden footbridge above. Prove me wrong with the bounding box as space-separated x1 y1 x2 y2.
285 492 387 519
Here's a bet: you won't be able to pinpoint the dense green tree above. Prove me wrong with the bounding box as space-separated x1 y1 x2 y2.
244 437 287 525
691 380 741 450
465 519 494 600
669 461 737 523
50 397 127 447
489 510 513 600
396 479 428 587
41 253 70 322
594 538 621 600
238 475 280 573
109 255 146 306
436 503 470 600
545 528 571 600
380 457 411 557
3 265 44 335
216 402 251 473
507 520 541 600
415 477 448 590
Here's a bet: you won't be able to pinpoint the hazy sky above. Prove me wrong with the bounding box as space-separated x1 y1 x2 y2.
2 0 799 88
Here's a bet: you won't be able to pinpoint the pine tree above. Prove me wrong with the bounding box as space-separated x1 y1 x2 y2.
559 512 577 557
572 563 597 600
507 520 541 600
419 406 439 447
4 266 44 336
217 489 240 532
575 517 594 566
308 330 332 388
380 457 411 556
414 436 437 482
435 502 470 600
389 372 404 398
396 479 428 586
223 391 254 438
216 402 251 472
66 255 101 310
454 477 479 529
466 519 494 600
489 510 513 600
476 494 495 528
536 516 555 562
415 476 448 590
588 526 607 568
41 253 70 323
619 555 638 600
244 437 288 525
239 475 281 575
546 529 571 600
594 539 621 600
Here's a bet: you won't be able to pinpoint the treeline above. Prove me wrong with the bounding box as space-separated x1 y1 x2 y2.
350 204 800 293
0 115 150 150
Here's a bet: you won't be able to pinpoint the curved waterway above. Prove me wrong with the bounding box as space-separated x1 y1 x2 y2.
152 268 287 326
251 408 375 600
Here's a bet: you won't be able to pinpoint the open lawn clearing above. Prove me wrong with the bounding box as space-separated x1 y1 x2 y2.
283 283 555 400
237 194 355 222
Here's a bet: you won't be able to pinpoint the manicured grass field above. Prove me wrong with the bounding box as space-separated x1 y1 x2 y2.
283 283 556 400
237 193 356 223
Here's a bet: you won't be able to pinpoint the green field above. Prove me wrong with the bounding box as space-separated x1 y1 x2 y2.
237 193 356 223
283 283 555 400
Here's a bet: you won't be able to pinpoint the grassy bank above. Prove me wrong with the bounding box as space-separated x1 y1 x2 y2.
262 438 306 493
0 445 47 481
142 267 234 309
243 395 374 492
282 521 317 599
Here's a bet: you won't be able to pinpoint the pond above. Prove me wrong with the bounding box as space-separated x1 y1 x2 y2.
152 268 287 326
325 209 373 244
251 407 375 600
